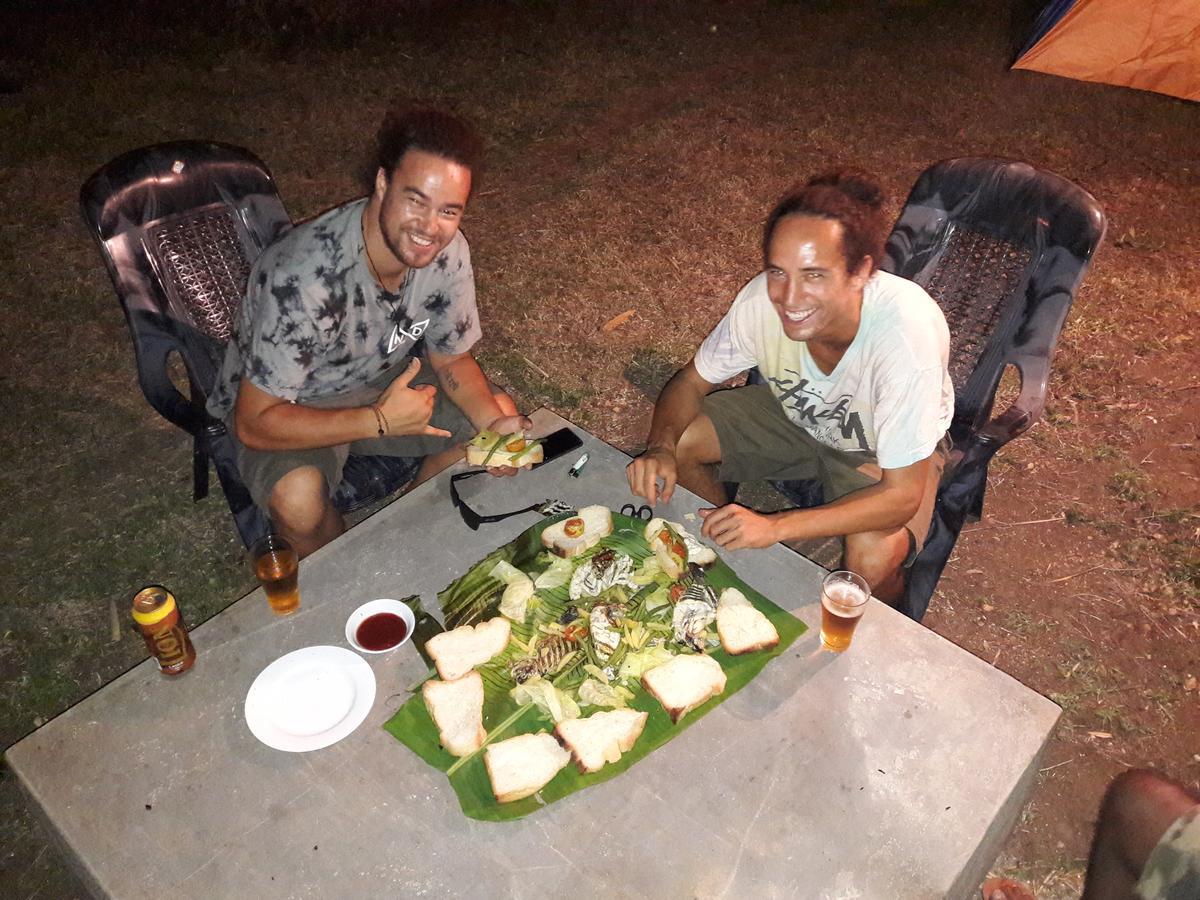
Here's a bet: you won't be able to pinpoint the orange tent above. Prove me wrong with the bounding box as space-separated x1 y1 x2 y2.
1013 0 1200 101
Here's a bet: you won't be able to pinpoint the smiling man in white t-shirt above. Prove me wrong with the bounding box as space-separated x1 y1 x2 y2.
627 171 954 603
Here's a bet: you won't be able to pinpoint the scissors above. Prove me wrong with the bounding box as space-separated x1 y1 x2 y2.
620 503 653 521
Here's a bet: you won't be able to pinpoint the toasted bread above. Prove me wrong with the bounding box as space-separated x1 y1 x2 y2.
421 672 486 756
641 653 727 724
540 505 613 558
465 430 544 468
484 732 571 803
716 587 780 655
425 617 511 682
554 708 648 773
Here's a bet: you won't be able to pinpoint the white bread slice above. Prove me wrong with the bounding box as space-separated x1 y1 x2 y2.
540 505 613 558
554 708 649 773
716 587 780 655
641 654 727 724
425 617 511 682
465 430 545 468
484 732 571 803
421 672 486 757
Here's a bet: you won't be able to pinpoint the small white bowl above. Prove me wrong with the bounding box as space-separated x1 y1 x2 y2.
345 598 415 655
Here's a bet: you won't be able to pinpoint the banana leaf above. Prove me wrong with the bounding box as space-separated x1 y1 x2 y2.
383 511 807 822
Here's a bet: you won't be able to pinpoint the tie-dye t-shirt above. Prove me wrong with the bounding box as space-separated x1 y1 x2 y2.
207 197 481 419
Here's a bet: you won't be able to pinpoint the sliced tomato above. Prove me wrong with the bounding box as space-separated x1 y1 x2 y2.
563 517 586 538
505 436 527 453
654 528 686 560
563 623 589 641
669 583 687 603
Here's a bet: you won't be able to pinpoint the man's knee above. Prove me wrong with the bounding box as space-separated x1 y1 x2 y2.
267 466 333 534
676 415 722 468
844 528 909 583
1102 769 1199 845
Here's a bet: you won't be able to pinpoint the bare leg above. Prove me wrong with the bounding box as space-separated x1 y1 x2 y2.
411 445 467 487
409 384 520 489
674 414 728 505
1083 769 1200 900
844 527 910 604
267 465 344 558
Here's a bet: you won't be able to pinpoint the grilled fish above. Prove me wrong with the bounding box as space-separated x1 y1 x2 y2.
569 551 638 601
510 633 576 684
672 581 718 651
589 603 625 660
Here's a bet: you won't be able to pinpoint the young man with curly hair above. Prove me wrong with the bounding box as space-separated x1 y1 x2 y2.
627 171 954 603
209 106 529 556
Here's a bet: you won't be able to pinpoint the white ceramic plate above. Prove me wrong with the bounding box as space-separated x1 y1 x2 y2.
244 646 376 752
344 598 415 654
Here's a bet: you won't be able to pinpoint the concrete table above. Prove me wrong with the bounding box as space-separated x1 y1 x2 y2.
8 410 1058 899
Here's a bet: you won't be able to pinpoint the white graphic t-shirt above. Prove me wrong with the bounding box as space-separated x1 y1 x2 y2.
693 270 954 469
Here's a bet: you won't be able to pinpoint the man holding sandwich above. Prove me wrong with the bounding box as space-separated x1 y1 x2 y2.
627 171 953 604
208 105 530 557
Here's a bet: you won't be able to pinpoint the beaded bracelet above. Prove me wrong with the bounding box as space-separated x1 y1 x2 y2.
371 405 389 437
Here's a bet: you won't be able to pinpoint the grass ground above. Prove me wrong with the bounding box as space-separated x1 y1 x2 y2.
1 1 1197 896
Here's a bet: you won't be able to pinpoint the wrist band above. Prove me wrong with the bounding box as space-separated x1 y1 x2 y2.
371 405 389 437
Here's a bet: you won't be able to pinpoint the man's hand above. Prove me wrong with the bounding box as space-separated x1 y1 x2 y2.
482 413 535 478
374 358 451 437
699 504 779 549
627 446 678 505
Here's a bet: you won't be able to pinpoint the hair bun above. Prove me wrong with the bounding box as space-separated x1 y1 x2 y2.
806 169 885 210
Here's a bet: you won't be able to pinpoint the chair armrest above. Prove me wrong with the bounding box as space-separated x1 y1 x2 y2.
976 339 1055 447
132 323 212 436
977 404 1033 446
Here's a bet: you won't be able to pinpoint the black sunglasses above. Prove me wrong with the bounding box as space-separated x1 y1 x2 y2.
449 469 575 531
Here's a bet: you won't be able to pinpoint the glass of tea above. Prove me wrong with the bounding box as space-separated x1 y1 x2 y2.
250 534 300 615
819 570 870 652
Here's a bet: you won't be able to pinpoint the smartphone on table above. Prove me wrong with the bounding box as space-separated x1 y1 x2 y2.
532 427 584 468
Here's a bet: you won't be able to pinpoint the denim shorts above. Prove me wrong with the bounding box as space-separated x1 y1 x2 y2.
230 362 474 511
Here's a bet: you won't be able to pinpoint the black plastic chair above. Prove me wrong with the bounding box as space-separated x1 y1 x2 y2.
81 141 419 548
743 157 1106 620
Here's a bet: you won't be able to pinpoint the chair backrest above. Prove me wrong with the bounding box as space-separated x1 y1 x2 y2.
82 142 418 546
81 141 292 432
883 157 1106 446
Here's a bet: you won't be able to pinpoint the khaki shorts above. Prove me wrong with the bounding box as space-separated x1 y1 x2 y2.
1136 807 1200 900
230 362 474 511
703 383 947 561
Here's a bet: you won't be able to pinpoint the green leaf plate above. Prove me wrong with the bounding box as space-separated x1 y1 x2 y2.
383 512 807 822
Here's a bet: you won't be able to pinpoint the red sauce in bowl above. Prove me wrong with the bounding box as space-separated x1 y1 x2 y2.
355 612 409 651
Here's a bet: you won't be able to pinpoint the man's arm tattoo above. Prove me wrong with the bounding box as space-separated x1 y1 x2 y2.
444 370 461 392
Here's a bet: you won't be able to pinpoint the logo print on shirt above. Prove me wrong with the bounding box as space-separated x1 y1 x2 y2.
769 372 870 452
387 318 429 354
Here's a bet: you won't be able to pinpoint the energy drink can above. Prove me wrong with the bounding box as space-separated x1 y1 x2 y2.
131 586 197 676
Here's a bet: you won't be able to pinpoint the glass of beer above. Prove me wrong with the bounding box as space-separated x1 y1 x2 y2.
819 570 870 652
250 534 300 615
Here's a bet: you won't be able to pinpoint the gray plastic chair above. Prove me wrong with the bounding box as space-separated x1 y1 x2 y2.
81 141 418 547
743 157 1106 619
